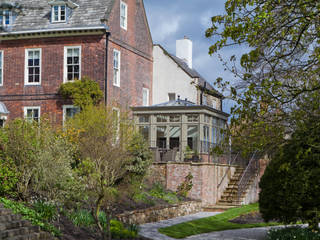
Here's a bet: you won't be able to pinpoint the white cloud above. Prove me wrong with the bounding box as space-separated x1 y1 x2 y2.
149 13 183 42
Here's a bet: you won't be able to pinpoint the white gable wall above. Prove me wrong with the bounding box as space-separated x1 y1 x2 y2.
153 45 198 105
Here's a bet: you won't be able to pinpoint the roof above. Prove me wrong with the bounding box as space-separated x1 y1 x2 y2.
132 99 229 118
154 44 223 98
0 102 9 114
154 99 197 107
0 0 115 33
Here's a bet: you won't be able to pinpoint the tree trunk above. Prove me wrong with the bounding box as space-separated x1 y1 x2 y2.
92 195 105 239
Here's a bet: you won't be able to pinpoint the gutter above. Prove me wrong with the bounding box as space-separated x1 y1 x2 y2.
0 25 109 36
105 32 110 104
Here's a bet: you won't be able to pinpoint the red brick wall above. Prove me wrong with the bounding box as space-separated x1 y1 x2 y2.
106 0 153 108
0 35 106 124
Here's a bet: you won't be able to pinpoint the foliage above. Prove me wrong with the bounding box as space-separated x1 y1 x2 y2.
0 197 60 236
59 76 103 109
33 201 58 222
126 132 152 178
266 227 320 240
176 173 193 198
149 183 179 204
259 117 320 231
206 0 320 153
68 209 138 239
0 119 84 202
65 105 148 239
0 157 18 197
159 203 279 238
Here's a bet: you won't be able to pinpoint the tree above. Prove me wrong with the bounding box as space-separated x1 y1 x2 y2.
206 0 320 153
259 117 320 231
59 76 103 109
65 105 150 240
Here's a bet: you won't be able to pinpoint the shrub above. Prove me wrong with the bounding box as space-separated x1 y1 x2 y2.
259 117 320 231
266 227 320 240
0 157 18 197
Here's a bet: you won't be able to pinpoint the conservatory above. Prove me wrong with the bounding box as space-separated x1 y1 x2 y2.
132 99 229 162
0 102 9 127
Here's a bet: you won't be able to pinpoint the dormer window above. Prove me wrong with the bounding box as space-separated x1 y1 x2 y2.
52 5 66 23
0 10 12 27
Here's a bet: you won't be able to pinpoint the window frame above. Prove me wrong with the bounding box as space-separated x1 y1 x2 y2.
113 49 121 87
120 1 128 30
51 5 67 23
23 106 41 123
0 50 3 86
25 48 42 86
1 10 12 27
64 46 81 83
142 88 149 106
62 105 80 123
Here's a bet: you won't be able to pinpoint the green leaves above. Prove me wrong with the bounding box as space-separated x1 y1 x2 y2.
59 76 103 109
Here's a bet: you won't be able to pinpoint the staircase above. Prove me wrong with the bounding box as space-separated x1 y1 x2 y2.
217 167 247 206
0 204 54 240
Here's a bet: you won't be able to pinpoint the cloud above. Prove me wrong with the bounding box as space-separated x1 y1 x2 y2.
152 14 183 42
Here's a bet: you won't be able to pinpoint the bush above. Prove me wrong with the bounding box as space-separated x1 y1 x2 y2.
0 157 18 197
266 227 320 240
259 117 320 230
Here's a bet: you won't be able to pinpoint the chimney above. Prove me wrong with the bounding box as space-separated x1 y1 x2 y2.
176 36 193 69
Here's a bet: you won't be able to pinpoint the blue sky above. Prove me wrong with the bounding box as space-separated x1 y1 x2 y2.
143 0 246 113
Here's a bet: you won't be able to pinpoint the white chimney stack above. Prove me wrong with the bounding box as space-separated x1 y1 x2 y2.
176 36 193 69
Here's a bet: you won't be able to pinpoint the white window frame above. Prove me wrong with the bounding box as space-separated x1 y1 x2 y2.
1 10 12 27
64 46 81 83
113 49 121 87
23 106 41 122
120 1 128 30
51 5 67 23
62 105 80 123
25 48 42 86
142 88 149 106
0 51 3 86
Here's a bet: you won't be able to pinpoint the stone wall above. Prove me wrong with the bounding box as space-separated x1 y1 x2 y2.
243 158 270 204
116 201 202 225
151 162 237 205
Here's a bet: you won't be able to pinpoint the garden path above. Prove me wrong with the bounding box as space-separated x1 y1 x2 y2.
139 212 275 240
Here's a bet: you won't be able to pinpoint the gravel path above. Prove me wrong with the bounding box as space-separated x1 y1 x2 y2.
139 212 276 240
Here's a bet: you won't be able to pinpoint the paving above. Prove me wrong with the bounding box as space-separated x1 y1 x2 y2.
139 212 276 240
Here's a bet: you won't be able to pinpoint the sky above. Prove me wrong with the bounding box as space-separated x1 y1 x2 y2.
143 0 245 113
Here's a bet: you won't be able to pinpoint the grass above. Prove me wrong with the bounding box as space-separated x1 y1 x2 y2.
159 203 280 239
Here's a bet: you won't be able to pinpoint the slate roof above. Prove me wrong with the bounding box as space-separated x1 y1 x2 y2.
0 0 115 33
155 44 223 98
153 99 197 107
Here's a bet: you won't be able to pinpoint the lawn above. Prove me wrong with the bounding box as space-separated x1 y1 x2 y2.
159 203 279 239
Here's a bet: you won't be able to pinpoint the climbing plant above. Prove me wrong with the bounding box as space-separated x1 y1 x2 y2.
59 76 103 109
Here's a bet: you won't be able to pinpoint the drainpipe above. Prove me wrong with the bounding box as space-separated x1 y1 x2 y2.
200 81 206 105
104 32 110 105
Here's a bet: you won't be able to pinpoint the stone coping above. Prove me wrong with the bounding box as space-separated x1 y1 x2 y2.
152 162 239 167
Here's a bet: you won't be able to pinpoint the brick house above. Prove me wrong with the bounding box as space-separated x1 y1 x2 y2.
0 0 153 125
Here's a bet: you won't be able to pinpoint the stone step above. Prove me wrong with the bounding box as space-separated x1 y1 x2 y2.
203 204 238 212
0 214 22 223
8 231 53 240
217 200 242 206
0 220 31 231
1 225 40 239
0 208 13 215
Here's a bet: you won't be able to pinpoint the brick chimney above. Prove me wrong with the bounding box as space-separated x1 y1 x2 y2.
176 36 193 69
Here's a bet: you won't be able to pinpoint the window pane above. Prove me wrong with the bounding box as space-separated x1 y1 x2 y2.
156 126 166 148
169 126 180 150
139 115 149 123
156 115 167 122
74 56 79 64
187 126 198 151
139 126 149 141
67 49 73 57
